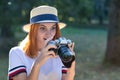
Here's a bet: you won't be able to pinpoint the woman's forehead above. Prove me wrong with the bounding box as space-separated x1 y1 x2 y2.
39 23 57 27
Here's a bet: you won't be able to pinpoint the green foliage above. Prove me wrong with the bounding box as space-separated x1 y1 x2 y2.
53 0 94 24
0 0 95 25
0 0 108 37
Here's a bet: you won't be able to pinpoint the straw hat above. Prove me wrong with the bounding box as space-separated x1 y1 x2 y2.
23 5 66 32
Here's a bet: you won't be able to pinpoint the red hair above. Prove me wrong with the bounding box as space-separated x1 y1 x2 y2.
22 23 61 58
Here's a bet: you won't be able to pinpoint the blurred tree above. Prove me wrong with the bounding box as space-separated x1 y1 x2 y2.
0 0 35 37
104 0 120 66
54 0 94 24
0 1 14 37
93 0 107 24
0 0 107 38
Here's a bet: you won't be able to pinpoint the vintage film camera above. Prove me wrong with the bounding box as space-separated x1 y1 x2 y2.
48 37 75 68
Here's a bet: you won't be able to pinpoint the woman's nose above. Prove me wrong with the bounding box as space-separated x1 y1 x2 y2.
45 30 52 38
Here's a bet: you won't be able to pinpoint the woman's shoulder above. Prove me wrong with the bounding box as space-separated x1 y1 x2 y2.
9 46 34 60
9 46 24 56
10 46 21 52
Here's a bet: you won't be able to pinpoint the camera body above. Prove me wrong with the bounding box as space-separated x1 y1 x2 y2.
48 37 75 68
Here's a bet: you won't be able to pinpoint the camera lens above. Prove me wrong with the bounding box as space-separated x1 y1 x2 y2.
58 45 74 63
61 53 73 62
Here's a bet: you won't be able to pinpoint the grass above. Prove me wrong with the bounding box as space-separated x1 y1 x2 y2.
1 25 120 80
61 27 120 80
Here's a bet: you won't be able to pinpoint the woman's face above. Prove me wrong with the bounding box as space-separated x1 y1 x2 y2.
36 22 57 50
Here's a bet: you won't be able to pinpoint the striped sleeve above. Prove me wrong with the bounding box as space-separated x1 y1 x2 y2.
62 66 68 74
8 47 27 80
8 65 26 80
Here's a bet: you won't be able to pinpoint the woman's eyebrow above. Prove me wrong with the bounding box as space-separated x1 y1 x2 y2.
52 24 57 27
40 23 56 27
40 24 47 27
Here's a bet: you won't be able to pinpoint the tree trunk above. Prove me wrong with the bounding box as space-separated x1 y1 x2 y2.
104 0 120 66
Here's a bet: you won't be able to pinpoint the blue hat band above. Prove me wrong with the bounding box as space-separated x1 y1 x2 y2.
30 14 59 23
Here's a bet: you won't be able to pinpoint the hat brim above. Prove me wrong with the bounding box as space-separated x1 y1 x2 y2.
23 22 66 32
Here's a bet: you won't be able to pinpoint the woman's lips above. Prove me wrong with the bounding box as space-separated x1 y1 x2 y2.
43 37 53 46
43 38 47 40
43 38 50 46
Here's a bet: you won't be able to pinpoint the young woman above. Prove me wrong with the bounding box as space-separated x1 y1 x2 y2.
8 5 75 80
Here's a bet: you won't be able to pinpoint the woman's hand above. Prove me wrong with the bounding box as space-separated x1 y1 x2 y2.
68 42 75 54
35 44 57 67
67 61 75 80
62 42 76 80
68 42 75 78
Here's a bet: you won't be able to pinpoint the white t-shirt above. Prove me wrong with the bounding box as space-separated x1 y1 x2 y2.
8 46 67 80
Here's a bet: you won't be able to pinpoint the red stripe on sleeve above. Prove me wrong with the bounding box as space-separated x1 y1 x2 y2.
9 69 26 80
62 69 67 74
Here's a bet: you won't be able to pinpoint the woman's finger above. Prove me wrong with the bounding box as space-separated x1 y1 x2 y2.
47 50 57 57
68 42 75 51
46 44 57 51
71 42 75 50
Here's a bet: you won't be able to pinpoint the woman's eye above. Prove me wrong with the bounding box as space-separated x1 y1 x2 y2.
40 27 46 31
51 26 56 30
